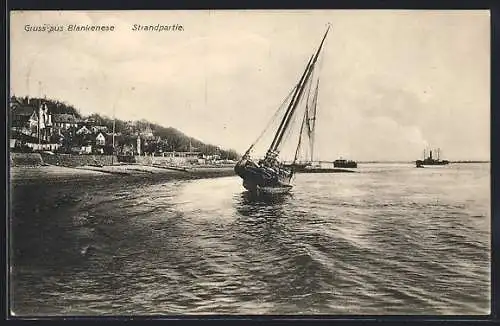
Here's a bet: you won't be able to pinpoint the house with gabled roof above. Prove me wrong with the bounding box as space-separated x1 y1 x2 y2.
96 132 106 146
52 114 80 130
76 125 92 135
10 102 35 131
10 100 53 141
140 124 155 140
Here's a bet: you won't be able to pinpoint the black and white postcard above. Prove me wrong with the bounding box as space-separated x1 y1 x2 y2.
8 10 491 316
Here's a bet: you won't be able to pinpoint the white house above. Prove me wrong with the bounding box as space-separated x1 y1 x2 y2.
91 125 108 133
96 132 106 146
80 145 92 154
52 114 79 130
76 125 91 135
140 125 154 139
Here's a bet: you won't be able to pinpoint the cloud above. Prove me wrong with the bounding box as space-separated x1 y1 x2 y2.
10 10 490 160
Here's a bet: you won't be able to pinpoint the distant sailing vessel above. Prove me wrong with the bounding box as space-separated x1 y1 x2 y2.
416 148 450 167
283 75 320 173
235 26 330 195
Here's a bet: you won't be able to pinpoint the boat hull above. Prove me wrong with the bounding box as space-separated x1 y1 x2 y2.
235 159 293 195
333 160 357 168
416 159 450 168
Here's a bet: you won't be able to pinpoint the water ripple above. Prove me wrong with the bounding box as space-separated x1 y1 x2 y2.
10 164 490 315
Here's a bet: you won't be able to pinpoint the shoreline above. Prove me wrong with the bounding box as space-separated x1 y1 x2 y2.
10 164 236 186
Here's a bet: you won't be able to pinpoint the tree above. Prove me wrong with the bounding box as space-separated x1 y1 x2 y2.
103 144 114 155
10 96 242 158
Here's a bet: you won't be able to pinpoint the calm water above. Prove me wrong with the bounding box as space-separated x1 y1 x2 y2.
10 163 490 316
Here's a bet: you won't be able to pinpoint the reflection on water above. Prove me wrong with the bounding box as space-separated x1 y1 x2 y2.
235 191 289 219
10 164 490 315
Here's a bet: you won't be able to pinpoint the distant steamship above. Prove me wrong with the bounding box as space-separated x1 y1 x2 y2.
416 148 449 168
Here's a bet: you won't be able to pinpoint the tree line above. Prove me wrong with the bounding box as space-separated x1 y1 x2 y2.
10 96 240 160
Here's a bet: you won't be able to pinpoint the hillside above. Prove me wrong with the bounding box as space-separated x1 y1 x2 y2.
11 96 82 117
10 96 240 160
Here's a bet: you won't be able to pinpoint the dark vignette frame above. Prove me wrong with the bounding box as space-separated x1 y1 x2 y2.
3 0 498 325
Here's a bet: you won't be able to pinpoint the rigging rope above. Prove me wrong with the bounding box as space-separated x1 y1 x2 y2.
293 108 309 163
311 35 326 162
278 81 310 155
293 69 315 162
245 85 297 153
248 25 330 160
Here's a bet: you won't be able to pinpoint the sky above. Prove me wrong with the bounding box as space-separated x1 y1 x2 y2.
10 10 490 161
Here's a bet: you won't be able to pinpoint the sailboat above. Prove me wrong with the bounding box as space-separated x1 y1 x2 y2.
283 77 320 172
234 26 330 195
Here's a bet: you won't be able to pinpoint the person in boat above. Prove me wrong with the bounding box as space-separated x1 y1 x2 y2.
256 157 275 174
269 157 280 170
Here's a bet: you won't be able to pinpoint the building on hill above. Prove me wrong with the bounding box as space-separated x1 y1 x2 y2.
96 132 106 146
122 121 136 135
91 125 108 133
119 143 135 156
76 126 92 135
52 114 80 130
203 154 221 161
11 100 53 142
161 151 203 165
83 117 97 125
140 124 155 140
11 106 35 134
10 99 34 130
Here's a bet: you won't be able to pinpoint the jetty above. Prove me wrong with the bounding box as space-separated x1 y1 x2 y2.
284 160 358 173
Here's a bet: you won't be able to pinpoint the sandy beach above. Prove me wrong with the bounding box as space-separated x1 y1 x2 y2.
10 164 236 186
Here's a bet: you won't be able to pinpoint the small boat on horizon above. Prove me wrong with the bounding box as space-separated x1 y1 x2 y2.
333 159 357 168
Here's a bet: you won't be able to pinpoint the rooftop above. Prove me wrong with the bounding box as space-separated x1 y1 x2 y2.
10 104 35 116
52 114 80 124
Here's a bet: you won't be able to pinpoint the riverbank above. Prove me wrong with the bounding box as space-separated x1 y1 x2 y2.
10 164 236 186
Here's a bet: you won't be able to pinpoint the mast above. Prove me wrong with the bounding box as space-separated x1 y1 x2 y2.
293 76 319 164
293 107 309 163
268 55 313 153
293 71 315 163
268 25 330 155
309 79 319 163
